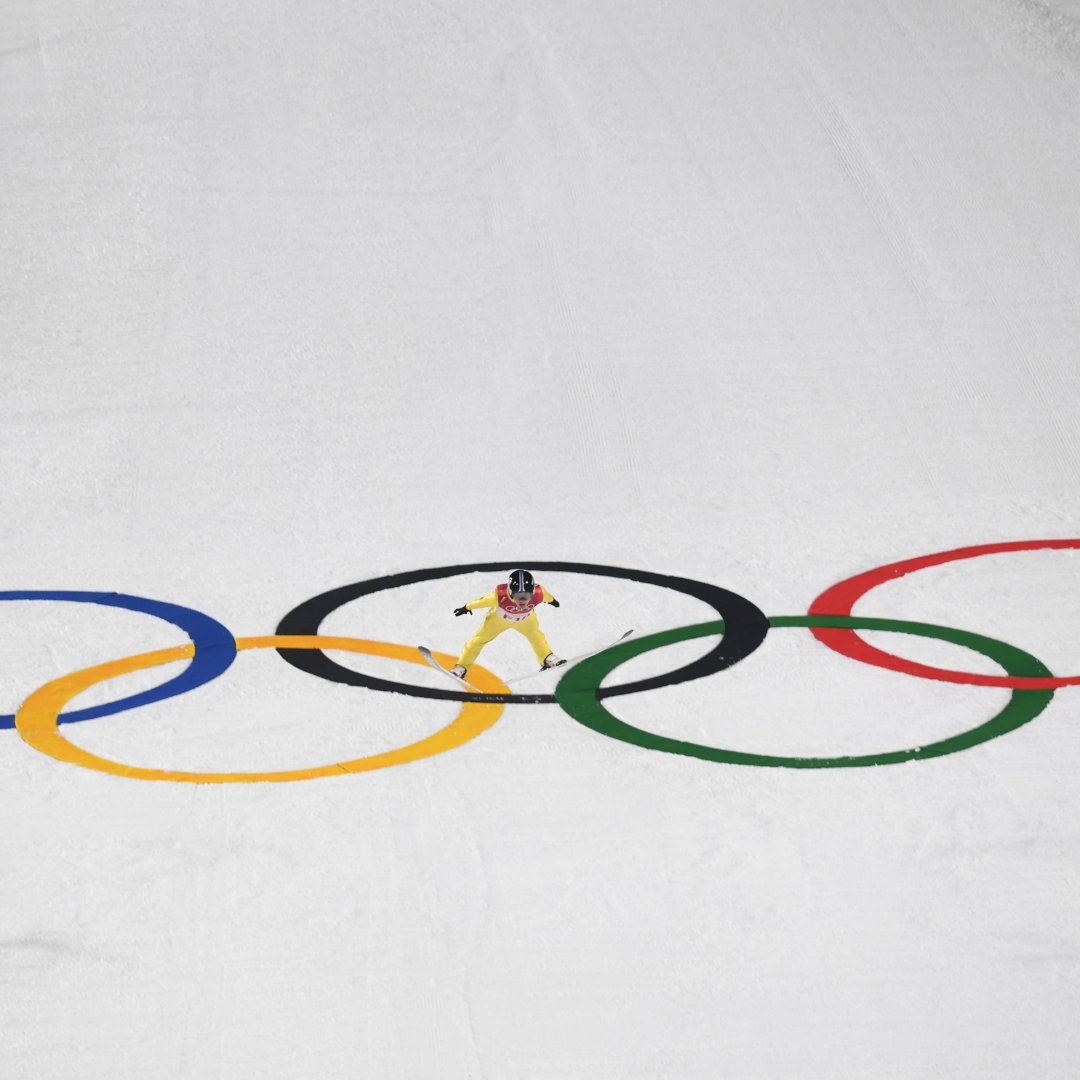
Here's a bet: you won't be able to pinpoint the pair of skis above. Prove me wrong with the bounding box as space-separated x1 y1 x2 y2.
417 630 634 692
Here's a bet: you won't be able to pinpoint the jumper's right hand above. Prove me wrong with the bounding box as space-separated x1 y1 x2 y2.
454 606 471 616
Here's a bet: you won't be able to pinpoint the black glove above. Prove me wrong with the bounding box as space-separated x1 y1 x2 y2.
454 606 471 616
549 598 560 608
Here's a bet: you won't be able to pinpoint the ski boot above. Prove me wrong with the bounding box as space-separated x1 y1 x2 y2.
449 664 468 680
541 653 566 671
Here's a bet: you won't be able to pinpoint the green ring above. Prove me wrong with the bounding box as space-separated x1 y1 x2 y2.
554 615 1056 768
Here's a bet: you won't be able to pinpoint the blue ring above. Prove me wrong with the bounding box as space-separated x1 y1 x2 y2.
0 591 237 729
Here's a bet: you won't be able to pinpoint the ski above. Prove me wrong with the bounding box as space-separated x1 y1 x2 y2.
417 645 481 692
505 629 636 685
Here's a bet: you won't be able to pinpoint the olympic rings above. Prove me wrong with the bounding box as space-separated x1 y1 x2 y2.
14 636 508 783
4 543 1077 782
554 616 1056 768
275 562 769 705
808 539 1080 689
0 591 236 731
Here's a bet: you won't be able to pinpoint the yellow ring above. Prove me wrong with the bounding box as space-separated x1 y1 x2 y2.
14 635 507 783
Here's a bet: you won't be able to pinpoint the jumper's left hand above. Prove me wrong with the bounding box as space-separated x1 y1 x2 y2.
549 598 560 608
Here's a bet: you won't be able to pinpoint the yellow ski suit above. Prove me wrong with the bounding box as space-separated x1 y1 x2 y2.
456 585 558 670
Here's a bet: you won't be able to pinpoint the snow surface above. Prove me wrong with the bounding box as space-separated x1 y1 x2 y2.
2 0 1080 1077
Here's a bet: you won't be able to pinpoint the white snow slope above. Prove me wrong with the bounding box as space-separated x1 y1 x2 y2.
3 1 1080 1077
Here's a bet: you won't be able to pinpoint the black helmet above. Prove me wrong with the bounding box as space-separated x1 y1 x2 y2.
508 569 535 598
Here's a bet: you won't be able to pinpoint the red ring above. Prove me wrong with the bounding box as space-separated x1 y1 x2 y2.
808 539 1080 689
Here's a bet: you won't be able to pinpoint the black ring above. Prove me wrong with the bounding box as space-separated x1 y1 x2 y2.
275 562 768 705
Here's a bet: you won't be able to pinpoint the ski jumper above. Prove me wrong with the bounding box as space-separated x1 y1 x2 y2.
457 583 558 670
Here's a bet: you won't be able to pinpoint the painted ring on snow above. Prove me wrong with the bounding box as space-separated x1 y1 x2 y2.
275 562 769 704
808 539 1080 688
554 615 1055 767
0 590 236 730
14 635 507 783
